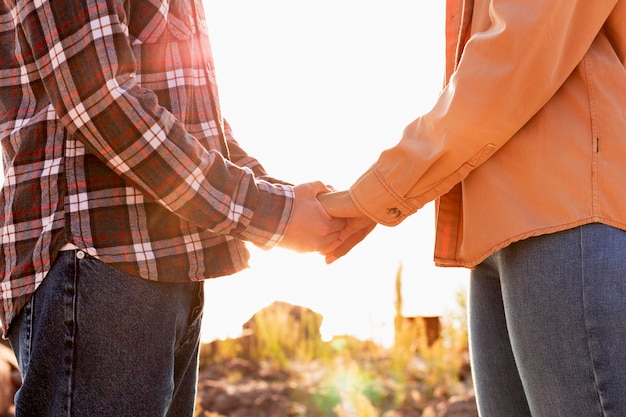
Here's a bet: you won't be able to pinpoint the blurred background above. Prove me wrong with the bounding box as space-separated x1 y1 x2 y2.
200 1 469 347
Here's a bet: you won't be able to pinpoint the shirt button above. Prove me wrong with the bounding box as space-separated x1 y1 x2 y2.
387 208 401 218
76 250 86 260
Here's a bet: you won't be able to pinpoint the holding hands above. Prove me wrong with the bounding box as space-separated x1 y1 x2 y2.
318 191 376 264
278 183 376 263
278 182 347 253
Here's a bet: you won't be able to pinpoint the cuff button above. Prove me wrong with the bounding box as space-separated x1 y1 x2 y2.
387 208 401 218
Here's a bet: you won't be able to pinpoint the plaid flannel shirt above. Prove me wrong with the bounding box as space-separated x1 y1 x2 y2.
0 0 295 337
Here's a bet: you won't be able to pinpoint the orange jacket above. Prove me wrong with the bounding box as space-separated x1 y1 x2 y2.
349 0 626 268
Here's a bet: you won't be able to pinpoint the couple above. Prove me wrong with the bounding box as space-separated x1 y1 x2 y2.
2 0 626 416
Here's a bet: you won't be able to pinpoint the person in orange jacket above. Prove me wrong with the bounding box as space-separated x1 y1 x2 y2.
321 1 626 415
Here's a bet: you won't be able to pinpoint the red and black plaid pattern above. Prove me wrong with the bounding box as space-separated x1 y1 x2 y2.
0 0 294 336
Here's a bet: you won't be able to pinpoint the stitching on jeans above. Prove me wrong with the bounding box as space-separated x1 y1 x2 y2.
579 226 608 417
25 293 34 374
66 252 79 416
175 283 204 353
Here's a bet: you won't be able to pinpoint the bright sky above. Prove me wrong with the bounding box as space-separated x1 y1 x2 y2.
201 1 470 346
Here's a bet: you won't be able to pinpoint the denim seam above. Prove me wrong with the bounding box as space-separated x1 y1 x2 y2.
26 292 34 372
175 283 204 353
66 251 79 416
579 228 608 417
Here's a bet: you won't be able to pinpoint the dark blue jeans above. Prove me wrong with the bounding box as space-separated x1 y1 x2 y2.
8 250 204 417
470 224 626 417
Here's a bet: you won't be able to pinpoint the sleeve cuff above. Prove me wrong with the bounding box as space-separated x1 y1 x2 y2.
349 166 417 226
246 182 295 249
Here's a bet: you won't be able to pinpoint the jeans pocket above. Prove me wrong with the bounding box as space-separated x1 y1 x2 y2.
174 282 203 353
8 296 33 377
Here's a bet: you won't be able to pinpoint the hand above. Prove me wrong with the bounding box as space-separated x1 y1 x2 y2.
278 182 346 253
318 191 376 264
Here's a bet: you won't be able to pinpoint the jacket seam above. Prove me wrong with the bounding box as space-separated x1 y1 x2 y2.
582 55 600 216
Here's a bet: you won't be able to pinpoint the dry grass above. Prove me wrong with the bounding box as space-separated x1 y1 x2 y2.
198 264 471 416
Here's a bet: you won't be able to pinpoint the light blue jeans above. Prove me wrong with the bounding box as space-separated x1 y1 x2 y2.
8 250 204 417
470 223 626 417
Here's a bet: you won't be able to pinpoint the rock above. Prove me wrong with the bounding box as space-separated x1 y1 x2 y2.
384 410 422 417
0 343 19 417
194 301 475 417
195 411 226 417
421 406 437 417
0 361 12 416
196 360 295 417
241 301 323 361
441 396 478 417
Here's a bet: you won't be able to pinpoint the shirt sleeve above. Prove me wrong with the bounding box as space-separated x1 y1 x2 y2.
15 0 293 248
350 0 619 226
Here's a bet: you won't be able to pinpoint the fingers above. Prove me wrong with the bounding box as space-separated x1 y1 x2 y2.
301 181 334 198
278 182 347 253
327 217 347 234
279 182 376 258
318 190 362 218
322 220 376 263
316 231 345 254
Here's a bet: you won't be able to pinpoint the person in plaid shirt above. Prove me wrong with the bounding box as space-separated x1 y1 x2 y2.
0 0 344 415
